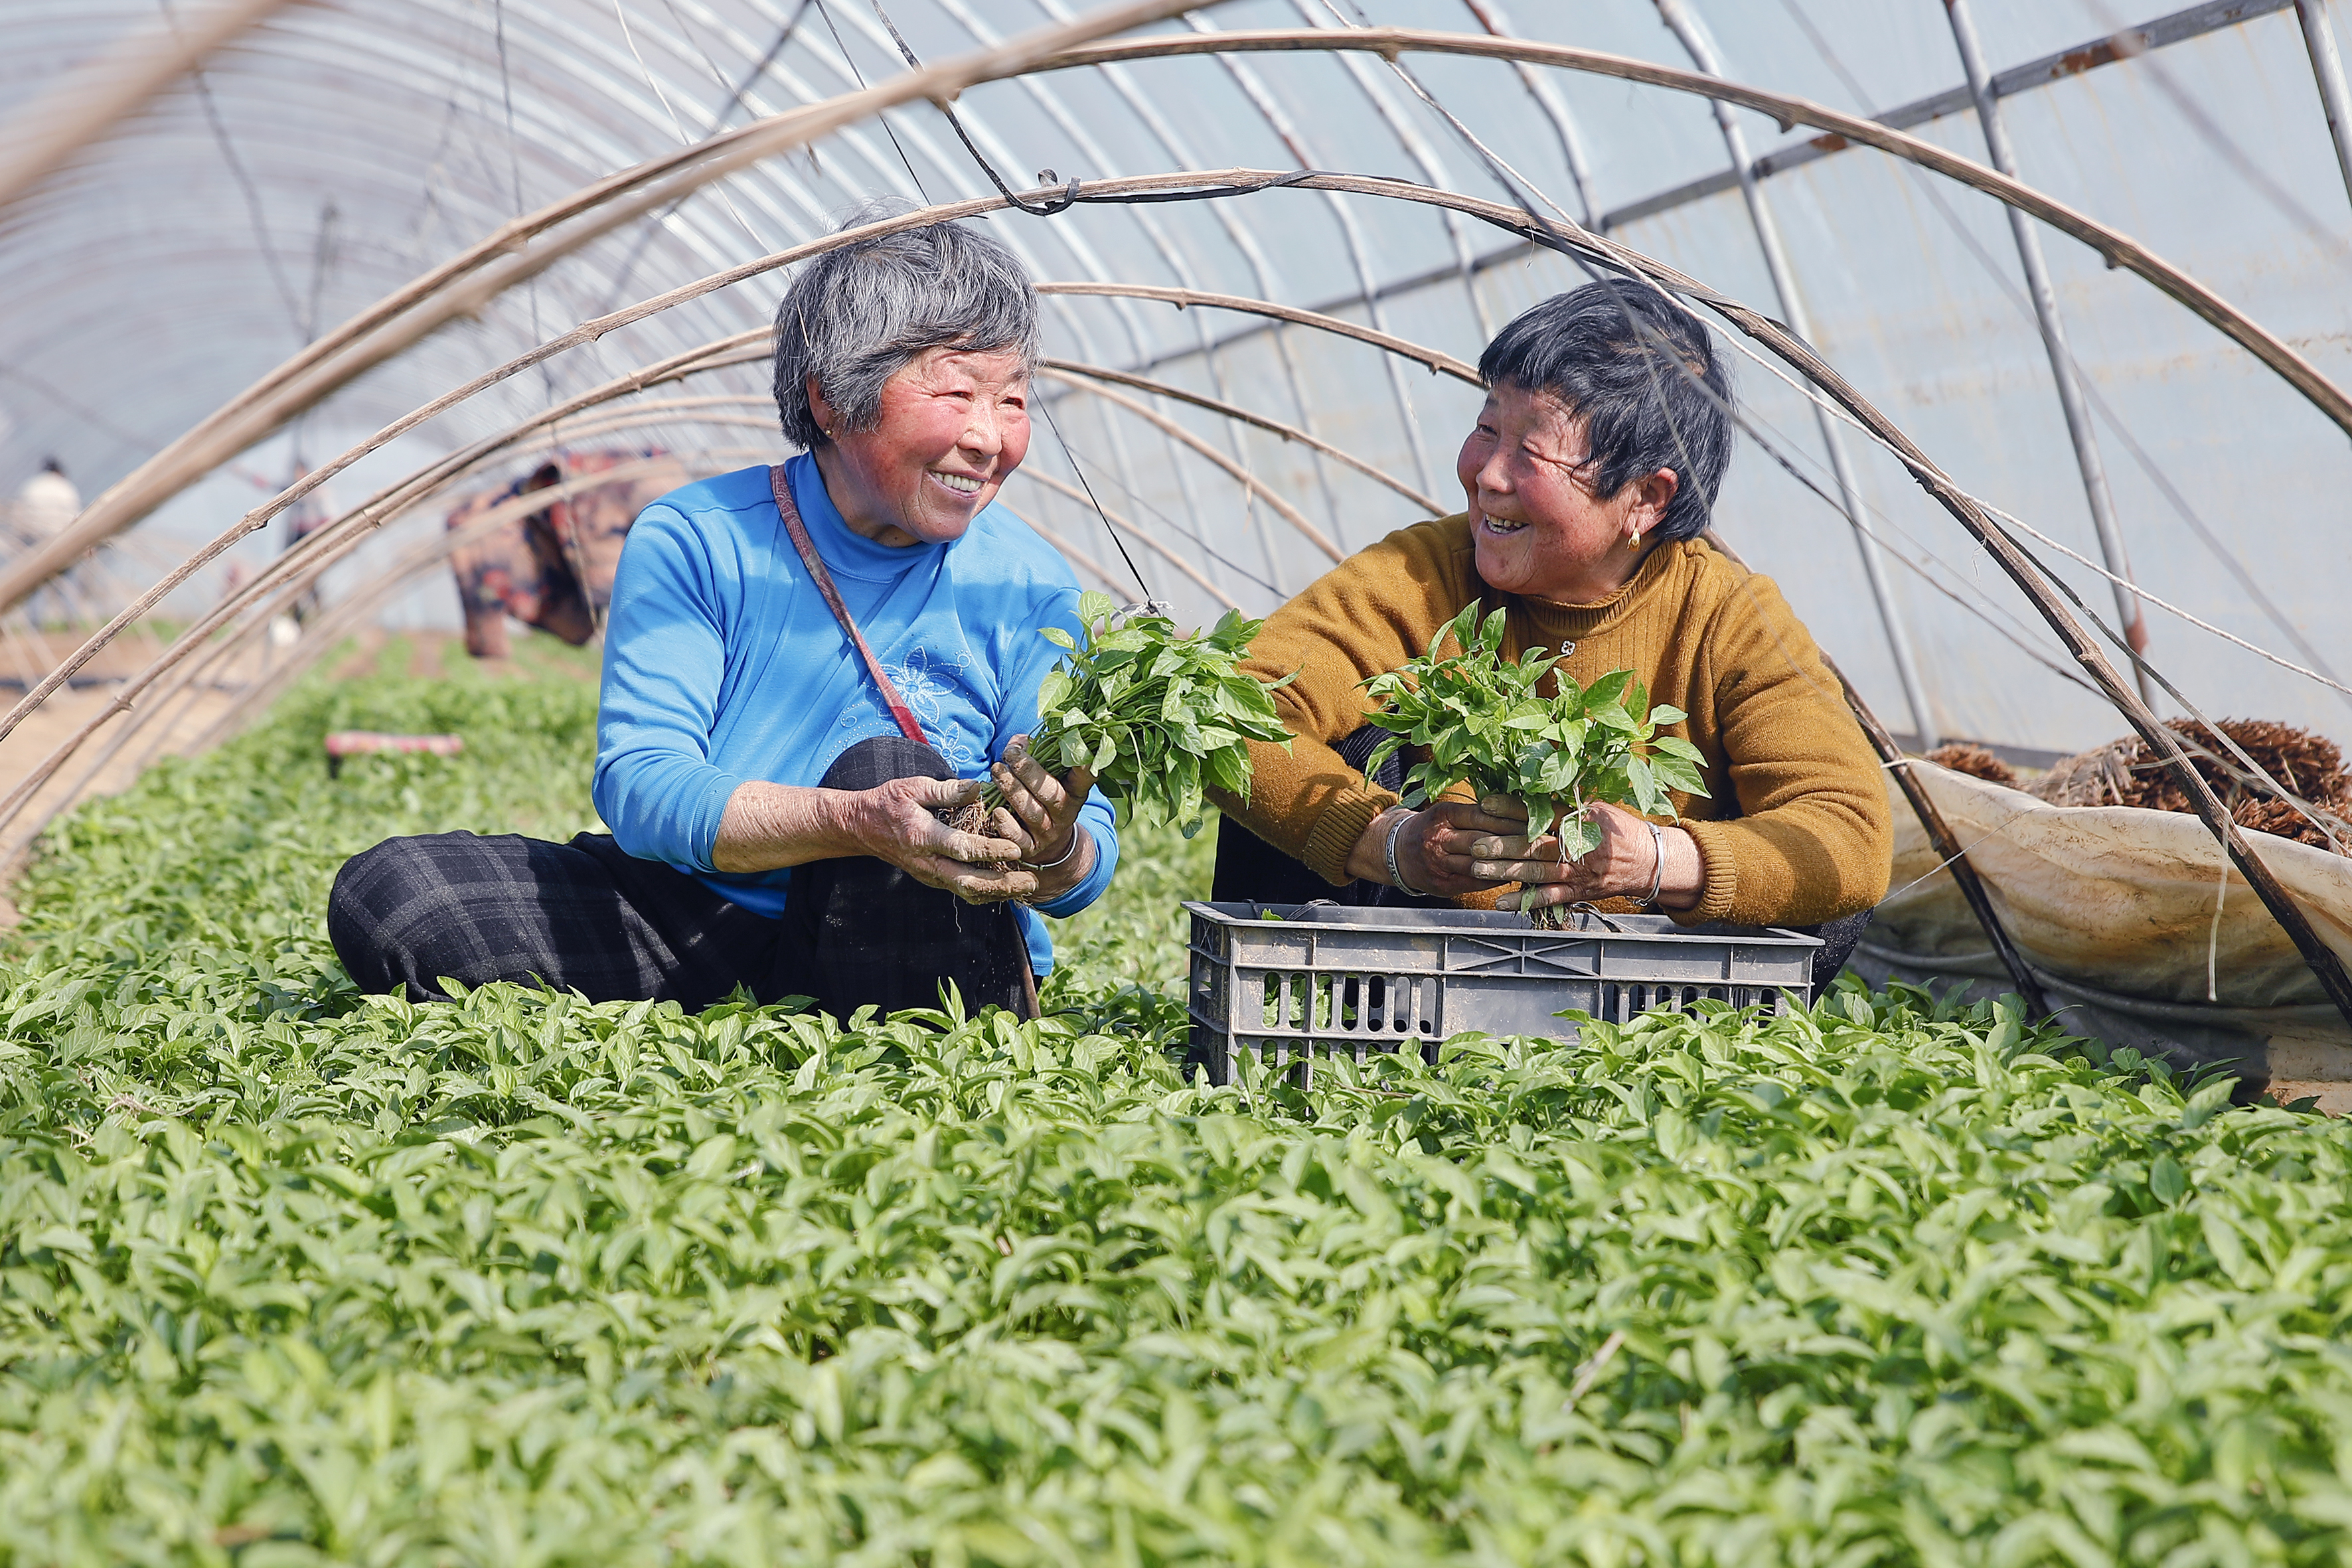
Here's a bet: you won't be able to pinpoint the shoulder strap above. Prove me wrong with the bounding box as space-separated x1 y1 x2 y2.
769 463 929 747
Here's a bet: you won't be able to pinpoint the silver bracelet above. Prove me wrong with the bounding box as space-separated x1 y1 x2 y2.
1642 821 1668 907
1020 828 1085 873
1384 811 1425 896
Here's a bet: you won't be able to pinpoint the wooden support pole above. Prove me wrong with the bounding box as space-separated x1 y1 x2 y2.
1830 658 2051 1018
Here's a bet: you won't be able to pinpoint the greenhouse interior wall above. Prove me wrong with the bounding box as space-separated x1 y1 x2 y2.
3 0 2345 763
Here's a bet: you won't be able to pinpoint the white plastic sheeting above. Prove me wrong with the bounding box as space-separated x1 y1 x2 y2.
1853 759 2352 1102
0 0 2345 755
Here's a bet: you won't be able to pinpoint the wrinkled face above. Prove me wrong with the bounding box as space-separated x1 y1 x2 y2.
1458 382 1670 603
815 346 1032 546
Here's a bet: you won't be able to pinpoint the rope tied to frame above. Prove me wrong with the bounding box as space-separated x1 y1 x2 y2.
865 4 1321 215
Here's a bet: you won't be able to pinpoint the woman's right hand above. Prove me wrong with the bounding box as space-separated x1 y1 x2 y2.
1344 800 1531 896
714 776 1027 903
842 776 1030 903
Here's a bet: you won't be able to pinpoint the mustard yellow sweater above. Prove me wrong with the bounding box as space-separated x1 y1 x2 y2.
1214 517 1893 927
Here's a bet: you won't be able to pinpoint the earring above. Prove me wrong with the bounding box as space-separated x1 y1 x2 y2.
1626 528 1643 552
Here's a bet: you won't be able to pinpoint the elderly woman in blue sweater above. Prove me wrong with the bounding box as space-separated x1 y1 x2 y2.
329 208 1117 1016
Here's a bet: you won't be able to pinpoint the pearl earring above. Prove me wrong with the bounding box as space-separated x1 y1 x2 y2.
1626 528 1643 552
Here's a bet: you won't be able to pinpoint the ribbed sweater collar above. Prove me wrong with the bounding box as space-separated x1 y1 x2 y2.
783 450 945 584
1505 538 1690 645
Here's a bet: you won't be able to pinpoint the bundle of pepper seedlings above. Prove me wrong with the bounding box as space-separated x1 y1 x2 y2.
1363 601 1708 925
961 591 1292 846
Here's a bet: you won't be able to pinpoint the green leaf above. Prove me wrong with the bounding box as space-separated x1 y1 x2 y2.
2150 1152 2187 1204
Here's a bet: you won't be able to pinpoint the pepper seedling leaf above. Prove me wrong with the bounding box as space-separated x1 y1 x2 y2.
986 601 1293 837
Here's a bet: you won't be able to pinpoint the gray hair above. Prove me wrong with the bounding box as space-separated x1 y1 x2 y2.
771 198 1040 449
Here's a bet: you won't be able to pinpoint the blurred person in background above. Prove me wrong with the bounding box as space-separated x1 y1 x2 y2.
10 458 78 546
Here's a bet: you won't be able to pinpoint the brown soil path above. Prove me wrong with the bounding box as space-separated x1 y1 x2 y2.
0 627 520 904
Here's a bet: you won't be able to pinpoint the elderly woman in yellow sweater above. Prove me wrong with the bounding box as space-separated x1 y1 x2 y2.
1210 280 1891 976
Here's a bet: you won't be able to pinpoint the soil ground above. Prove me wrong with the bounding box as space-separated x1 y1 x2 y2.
0 621 598 915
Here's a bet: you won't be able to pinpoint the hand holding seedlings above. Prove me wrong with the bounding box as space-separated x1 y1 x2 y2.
720 772 1035 905
1466 793 1707 916
874 777 1034 905
1360 602 1710 925
977 590 1292 842
984 734 1098 898
1344 797 1531 897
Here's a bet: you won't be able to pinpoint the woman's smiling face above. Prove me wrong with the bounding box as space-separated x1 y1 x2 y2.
1457 381 1677 605
812 346 1032 547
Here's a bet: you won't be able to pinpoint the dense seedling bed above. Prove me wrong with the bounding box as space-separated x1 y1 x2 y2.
5 647 2352 1564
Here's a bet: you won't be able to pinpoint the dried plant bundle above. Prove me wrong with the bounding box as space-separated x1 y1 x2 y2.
2033 718 2351 854
1923 742 2019 789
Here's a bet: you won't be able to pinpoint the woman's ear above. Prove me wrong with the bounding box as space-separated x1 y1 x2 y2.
1632 467 1680 530
805 375 837 443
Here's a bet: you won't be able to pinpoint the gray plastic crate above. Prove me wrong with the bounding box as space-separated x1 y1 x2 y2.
1185 901 1821 1083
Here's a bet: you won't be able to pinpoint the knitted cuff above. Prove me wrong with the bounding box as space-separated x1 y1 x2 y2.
1674 819 1739 925
1302 786 1398 886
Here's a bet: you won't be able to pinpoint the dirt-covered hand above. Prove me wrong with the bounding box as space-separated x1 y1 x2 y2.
847 775 1034 905
1346 799 1528 896
1466 795 1659 913
989 734 1095 866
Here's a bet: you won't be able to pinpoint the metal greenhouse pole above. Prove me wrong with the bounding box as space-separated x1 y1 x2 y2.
1946 0 2157 711
2295 0 2352 209
1651 0 1942 749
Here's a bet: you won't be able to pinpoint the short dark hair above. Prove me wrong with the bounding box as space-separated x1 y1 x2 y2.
771 198 1039 450
1477 280 1733 542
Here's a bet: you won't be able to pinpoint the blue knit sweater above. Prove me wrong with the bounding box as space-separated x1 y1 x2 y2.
592 457 1118 973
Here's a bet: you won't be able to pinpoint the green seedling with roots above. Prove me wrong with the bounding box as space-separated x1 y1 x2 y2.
976 591 1292 842
1363 602 1709 921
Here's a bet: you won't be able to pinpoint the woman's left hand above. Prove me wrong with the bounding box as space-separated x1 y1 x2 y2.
1467 796 1705 914
986 734 1098 900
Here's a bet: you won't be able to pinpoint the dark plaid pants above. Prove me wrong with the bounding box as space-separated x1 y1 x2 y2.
1212 724 1873 991
329 737 1032 1016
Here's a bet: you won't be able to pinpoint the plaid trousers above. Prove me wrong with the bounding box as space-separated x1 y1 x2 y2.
329 738 1032 1016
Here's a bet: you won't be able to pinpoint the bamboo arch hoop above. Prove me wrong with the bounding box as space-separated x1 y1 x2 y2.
1035 368 1342 564
1041 359 1449 516
13 18 2344 633
0 0 1203 613
5 96 2345 1020
1038 27 2352 439
0 335 775 829
181 451 767 758
0 0 308 218
1036 281 1483 386
0 447 755 868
